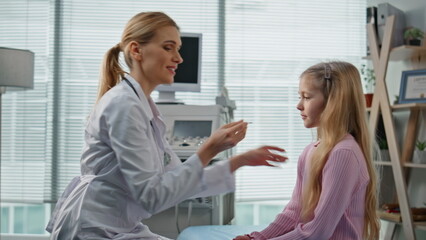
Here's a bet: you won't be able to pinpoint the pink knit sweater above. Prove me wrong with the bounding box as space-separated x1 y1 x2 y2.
249 134 369 240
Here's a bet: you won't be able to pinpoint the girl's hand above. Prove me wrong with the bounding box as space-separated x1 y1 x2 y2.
197 120 248 166
230 146 287 172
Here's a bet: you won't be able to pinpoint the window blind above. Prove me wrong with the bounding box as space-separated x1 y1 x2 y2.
54 0 223 200
1 0 366 212
0 0 51 203
1 0 222 203
226 0 366 202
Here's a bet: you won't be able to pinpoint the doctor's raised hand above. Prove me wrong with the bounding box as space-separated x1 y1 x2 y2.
197 120 248 166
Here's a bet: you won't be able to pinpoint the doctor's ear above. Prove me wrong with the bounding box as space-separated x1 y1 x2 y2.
129 41 143 61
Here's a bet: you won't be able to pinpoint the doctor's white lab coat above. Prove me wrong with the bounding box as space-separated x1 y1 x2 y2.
46 75 235 239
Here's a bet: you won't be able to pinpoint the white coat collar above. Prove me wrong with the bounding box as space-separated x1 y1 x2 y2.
123 74 156 120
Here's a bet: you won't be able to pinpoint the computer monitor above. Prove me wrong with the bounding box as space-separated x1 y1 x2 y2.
155 32 202 104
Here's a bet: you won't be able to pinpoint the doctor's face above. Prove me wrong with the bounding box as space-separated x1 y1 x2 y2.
296 76 326 128
139 26 183 88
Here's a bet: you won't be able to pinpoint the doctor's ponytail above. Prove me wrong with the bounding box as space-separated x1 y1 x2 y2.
97 43 126 102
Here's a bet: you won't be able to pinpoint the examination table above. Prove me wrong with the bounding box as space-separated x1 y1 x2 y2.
177 225 267 240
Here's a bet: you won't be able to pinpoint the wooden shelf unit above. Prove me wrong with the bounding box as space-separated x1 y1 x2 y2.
377 211 426 231
392 103 426 111
364 46 426 61
367 15 426 240
415 222 426 231
374 161 393 166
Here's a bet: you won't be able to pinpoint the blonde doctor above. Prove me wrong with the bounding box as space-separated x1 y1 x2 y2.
46 12 287 239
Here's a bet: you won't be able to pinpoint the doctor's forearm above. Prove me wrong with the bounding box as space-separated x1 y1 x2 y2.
196 142 216 166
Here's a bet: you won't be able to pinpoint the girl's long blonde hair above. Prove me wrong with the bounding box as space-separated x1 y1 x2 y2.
97 12 179 101
300 61 380 240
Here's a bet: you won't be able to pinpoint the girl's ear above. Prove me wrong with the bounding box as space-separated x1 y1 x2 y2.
129 41 142 61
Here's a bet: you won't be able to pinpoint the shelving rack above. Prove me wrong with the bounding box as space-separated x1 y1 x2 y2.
367 15 426 240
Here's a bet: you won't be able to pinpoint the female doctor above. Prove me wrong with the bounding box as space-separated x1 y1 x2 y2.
46 12 287 239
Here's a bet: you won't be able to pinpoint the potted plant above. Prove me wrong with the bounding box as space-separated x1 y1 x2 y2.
360 64 375 107
403 27 424 46
393 95 399 105
414 139 426 164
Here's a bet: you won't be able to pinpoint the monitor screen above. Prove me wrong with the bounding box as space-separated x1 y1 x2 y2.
173 120 212 138
156 32 202 93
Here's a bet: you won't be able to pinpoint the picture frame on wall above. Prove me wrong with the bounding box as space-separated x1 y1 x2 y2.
398 69 426 104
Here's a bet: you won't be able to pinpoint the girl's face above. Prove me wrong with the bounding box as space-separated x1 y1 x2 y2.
139 26 183 89
296 76 326 128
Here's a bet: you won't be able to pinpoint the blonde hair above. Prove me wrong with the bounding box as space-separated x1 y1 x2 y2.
97 12 179 101
300 61 380 240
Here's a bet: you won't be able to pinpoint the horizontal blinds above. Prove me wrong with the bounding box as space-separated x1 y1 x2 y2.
0 0 51 203
1 0 222 203
1 0 366 205
56 0 221 200
226 0 366 202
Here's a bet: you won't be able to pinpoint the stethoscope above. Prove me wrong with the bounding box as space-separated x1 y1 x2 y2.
123 77 139 98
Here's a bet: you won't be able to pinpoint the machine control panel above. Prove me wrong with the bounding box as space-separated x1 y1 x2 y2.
170 120 212 150
157 104 230 159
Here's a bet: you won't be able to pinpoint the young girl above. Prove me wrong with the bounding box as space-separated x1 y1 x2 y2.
234 61 380 240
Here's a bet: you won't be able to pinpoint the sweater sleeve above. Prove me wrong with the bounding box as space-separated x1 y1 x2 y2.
268 148 361 240
249 145 310 239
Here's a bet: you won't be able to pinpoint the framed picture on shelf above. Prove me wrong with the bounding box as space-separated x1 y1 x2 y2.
398 69 426 104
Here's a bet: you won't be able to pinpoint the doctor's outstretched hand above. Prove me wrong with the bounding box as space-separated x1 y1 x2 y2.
197 120 248 166
229 146 287 172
